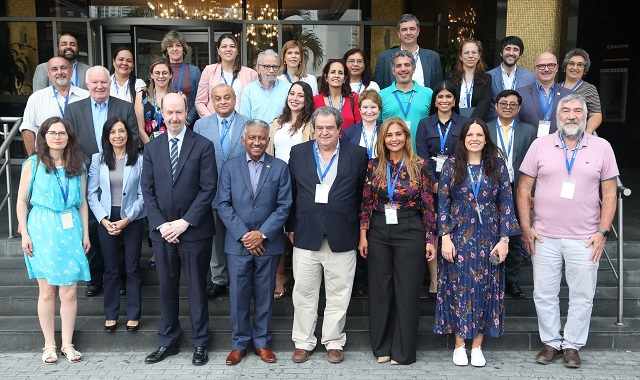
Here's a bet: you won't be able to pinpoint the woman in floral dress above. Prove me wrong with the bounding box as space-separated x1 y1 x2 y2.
135 57 173 144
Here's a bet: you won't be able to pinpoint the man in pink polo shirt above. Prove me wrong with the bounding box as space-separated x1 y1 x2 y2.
517 93 618 369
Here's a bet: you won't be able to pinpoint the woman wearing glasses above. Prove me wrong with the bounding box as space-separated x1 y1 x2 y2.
561 48 602 134
314 59 362 130
447 39 492 120
343 48 380 95
135 58 173 145
277 40 319 96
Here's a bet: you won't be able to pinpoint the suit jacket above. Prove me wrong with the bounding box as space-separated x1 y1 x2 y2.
287 140 368 252
33 61 91 91
486 65 536 120
415 112 468 183
193 111 249 207
141 128 217 242
87 152 146 222
373 47 443 90
515 82 574 135
217 153 292 256
194 64 258 118
448 73 492 120
487 119 536 191
64 96 139 167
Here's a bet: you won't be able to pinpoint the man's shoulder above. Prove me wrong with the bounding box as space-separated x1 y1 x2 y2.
108 96 131 108
376 48 397 62
420 48 440 59
487 66 501 76
65 96 90 113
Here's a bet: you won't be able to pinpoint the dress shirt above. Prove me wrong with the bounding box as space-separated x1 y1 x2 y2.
246 152 265 195
240 79 289 122
167 126 187 158
21 85 89 134
91 97 109 152
315 140 340 189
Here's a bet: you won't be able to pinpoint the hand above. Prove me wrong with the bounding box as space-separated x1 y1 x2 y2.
248 244 265 256
241 231 265 251
586 232 607 262
489 239 509 264
521 226 543 255
426 242 436 261
112 217 131 232
358 235 368 259
160 219 190 244
22 234 33 258
441 235 456 263
288 232 294 245
82 235 91 254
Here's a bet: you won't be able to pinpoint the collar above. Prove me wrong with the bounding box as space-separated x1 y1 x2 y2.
501 64 517 76
168 125 188 141
553 131 589 148
258 80 277 91
216 111 235 125
90 96 109 109
392 80 418 93
315 139 340 155
536 80 556 93
497 118 515 128
246 152 266 164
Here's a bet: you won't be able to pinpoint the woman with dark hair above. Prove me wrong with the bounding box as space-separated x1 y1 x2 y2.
435 118 520 367
110 46 146 103
277 40 319 95
343 48 380 94
314 59 362 129
17 116 90 364
195 33 258 117
87 117 145 333
447 39 492 120
135 57 173 144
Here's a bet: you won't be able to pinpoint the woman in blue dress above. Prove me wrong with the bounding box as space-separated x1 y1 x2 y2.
16 117 91 364
435 118 520 367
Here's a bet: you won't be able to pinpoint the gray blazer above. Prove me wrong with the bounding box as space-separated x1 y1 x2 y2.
487 118 536 191
486 65 536 120
32 61 91 91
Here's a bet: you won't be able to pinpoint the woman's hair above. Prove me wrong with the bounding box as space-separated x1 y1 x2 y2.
452 118 501 187
277 81 315 136
161 30 190 58
449 38 489 86
429 80 460 116
100 117 139 170
35 117 84 177
358 88 383 110
375 117 420 183
561 47 591 74
317 59 352 97
110 46 138 103
342 48 374 87
147 57 173 103
216 33 241 79
279 40 308 77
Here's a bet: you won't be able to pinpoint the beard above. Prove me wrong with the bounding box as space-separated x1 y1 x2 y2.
60 48 79 62
559 120 586 139
53 77 70 87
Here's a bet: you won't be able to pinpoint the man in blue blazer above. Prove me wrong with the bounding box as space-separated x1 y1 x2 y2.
287 107 368 364
217 119 292 366
193 83 249 299
142 93 217 366
373 14 443 90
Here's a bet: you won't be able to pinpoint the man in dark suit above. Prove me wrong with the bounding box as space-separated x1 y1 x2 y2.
32 33 90 91
373 14 443 90
142 93 217 366
487 89 536 298
287 107 368 364
217 119 292 366
516 52 574 137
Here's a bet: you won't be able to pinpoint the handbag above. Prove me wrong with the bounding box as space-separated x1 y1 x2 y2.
17 159 38 234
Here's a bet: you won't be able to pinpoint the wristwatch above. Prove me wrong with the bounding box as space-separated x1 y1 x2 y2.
597 229 610 237
261 233 267 239
500 236 510 243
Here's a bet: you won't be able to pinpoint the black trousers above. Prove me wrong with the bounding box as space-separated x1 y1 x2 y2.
87 213 104 287
505 183 523 285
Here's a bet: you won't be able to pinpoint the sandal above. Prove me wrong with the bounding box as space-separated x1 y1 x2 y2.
60 344 82 363
274 273 290 300
41 345 58 364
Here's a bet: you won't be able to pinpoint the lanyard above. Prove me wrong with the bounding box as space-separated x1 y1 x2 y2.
361 127 376 158
464 78 475 106
313 141 338 181
356 81 363 94
328 95 344 111
172 62 186 93
53 168 70 206
538 84 555 120
386 158 404 202
438 121 452 154
221 70 236 87
284 72 296 83
220 111 236 146
501 70 517 90
467 163 483 200
153 89 163 127
561 79 583 92
496 120 514 161
52 86 70 117
112 75 130 97
393 90 415 118
560 133 583 176
71 62 78 87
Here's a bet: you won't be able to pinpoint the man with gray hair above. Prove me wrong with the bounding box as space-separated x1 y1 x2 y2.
517 94 618 368
240 49 289 122
287 106 368 364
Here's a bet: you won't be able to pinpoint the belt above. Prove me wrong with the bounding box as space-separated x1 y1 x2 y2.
375 208 420 219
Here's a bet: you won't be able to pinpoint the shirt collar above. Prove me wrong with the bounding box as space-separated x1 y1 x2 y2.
391 80 418 93
536 80 555 93
246 152 266 164
90 96 109 109
315 139 340 155
501 64 517 76
168 125 188 141
553 131 589 148
258 80 277 91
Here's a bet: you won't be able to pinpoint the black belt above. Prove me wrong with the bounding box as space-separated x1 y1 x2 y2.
375 209 420 219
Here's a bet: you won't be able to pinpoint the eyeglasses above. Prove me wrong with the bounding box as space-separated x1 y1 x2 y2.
462 50 479 56
46 131 68 138
152 71 171 77
567 61 586 68
259 64 280 71
498 102 519 109
535 63 557 71
346 59 364 65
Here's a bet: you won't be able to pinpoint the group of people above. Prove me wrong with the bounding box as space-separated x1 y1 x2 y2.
17 12 617 371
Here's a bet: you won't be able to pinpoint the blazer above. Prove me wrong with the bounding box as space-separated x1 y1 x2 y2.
266 119 314 157
217 153 292 256
194 64 258 118
193 111 249 207
448 73 492 121
487 118 536 191
341 121 382 158
185 63 202 127
287 140 368 252
515 82 574 135
141 127 217 242
64 96 139 167
486 65 536 120
32 61 90 91
373 47 443 90
87 152 146 222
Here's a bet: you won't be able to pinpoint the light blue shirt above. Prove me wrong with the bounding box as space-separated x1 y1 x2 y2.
246 152 265 195
216 112 236 140
90 97 109 152
240 79 289 123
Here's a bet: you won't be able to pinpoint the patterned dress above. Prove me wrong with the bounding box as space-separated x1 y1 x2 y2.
141 90 167 140
434 156 520 338
23 156 90 286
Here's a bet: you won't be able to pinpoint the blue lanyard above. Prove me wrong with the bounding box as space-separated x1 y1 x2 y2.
220 111 236 146
496 120 514 161
356 81 363 94
538 84 556 120
53 168 70 206
464 78 475 106
71 63 78 87
52 86 70 117
560 79 583 92
221 70 236 87
172 62 186 93
153 89 163 127
284 72 296 83
328 95 344 112
438 121 452 154
112 75 130 97
466 163 483 201
393 90 415 118
313 141 338 181
560 133 583 176
501 70 517 90
361 127 376 158
386 158 404 202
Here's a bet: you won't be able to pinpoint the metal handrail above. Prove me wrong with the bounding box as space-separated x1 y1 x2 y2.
614 178 631 326
0 117 23 239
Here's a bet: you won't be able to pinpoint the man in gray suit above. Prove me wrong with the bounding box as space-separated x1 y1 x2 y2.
193 83 249 298
33 34 90 91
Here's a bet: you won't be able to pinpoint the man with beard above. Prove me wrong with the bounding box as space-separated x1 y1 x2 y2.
33 34 90 91
517 93 619 368
240 49 289 123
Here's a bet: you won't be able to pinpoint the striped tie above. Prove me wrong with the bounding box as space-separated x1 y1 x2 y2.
170 138 179 180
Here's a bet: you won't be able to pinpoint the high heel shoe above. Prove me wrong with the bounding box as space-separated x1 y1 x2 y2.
104 320 118 332
273 273 290 300
126 320 139 332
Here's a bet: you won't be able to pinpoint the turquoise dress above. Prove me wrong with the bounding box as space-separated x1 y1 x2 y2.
23 156 90 286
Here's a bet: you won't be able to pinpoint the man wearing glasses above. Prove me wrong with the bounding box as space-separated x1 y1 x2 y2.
241 49 289 123
515 52 574 137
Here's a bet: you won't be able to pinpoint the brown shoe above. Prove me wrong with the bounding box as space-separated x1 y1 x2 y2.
563 348 581 368
327 349 344 363
254 347 277 363
225 349 246 365
292 348 311 363
536 345 562 364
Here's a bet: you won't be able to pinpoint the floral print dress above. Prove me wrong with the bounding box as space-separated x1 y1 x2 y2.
141 90 167 140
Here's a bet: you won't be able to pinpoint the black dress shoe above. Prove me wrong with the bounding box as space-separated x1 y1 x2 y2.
126 321 139 332
145 346 179 364
192 346 208 366
85 285 103 297
352 287 367 297
506 283 526 298
104 321 117 332
207 284 227 298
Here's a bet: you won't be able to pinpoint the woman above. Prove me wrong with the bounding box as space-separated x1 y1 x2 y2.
266 80 315 299
161 30 202 127
17 117 90 364
314 59 362 129
87 117 145 333
135 57 173 144
359 117 436 365
195 33 258 117
343 48 380 95
447 39 492 120
561 48 602 134
110 46 146 103
435 118 521 367
277 40 319 95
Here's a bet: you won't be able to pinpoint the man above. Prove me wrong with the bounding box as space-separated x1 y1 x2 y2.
33 34 90 91
517 94 618 368
217 119 292 365
20 56 89 156
193 83 249 298
515 52 574 137
486 36 536 120
240 49 289 122
373 14 443 90
142 93 217 366
287 107 368 364
65 65 139 297
378 50 433 150
487 89 536 298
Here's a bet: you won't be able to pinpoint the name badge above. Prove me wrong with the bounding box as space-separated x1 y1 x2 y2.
384 203 398 224
508 166 514 183
152 130 165 139
61 211 74 229
537 120 551 137
434 155 448 173
315 184 329 204
405 120 412 129
560 179 576 199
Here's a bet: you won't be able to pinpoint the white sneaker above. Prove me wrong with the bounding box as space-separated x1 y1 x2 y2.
452 343 468 366
471 346 486 367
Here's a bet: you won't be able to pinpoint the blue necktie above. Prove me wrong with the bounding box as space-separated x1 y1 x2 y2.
221 119 230 157
170 138 179 180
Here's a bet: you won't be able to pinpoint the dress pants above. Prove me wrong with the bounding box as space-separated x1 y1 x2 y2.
209 209 228 286
505 187 523 285
87 213 104 287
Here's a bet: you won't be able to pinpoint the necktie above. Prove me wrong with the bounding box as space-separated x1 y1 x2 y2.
221 119 231 157
500 125 511 146
170 138 179 180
